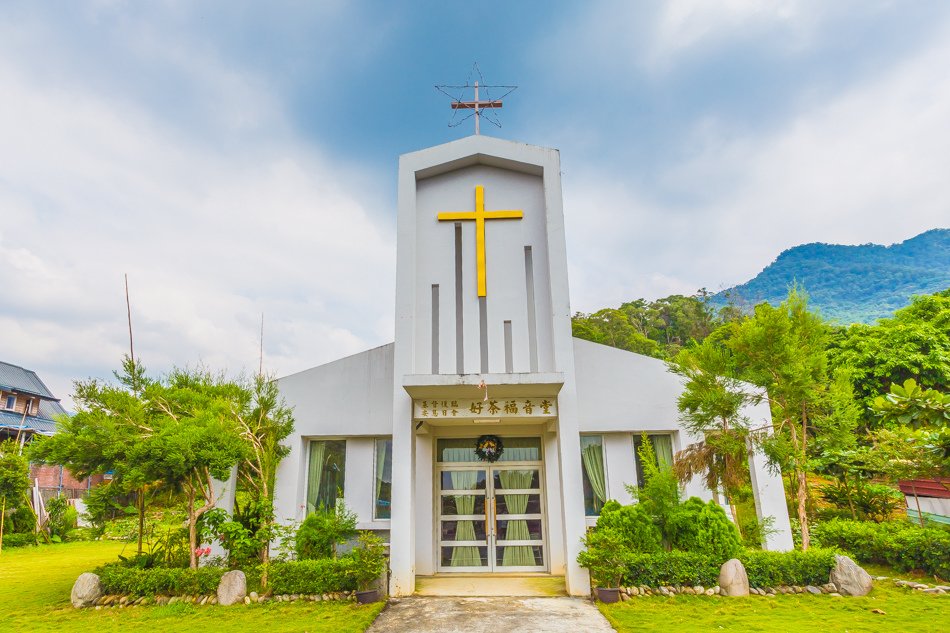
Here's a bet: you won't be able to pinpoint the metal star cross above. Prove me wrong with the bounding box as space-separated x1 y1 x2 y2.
436 62 517 135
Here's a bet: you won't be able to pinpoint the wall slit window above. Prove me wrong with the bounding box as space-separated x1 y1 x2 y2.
633 434 674 488
580 435 606 516
306 439 346 514
374 438 393 519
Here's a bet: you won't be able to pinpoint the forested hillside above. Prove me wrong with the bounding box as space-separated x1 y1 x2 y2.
711 228 950 324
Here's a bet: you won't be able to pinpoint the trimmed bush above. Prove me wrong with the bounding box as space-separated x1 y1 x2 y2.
1 533 37 548
94 563 224 597
669 498 742 560
741 549 837 587
622 548 838 588
625 551 720 587
596 501 662 554
295 504 358 560
813 518 950 579
267 558 357 595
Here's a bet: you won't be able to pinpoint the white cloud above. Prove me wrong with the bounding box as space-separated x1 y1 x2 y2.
562 17 950 311
0 47 394 410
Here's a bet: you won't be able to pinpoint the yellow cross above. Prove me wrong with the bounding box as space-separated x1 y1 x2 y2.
438 185 523 297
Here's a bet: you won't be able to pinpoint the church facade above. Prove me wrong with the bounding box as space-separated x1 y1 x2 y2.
268 135 793 597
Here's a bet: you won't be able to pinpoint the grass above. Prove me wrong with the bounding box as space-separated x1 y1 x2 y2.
598 578 947 632
0 541 384 633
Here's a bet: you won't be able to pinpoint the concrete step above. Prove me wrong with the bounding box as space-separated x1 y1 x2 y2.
414 574 567 597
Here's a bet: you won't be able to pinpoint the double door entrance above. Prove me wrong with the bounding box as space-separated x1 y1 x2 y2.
436 439 546 572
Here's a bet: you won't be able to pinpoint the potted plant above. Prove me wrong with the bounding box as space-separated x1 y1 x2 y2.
350 531 387 604
577 527 631 603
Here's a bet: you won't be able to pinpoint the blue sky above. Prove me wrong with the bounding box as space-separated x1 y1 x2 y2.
2 1 948 408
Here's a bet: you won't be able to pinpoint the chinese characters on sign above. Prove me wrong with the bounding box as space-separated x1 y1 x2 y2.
413 398 557 420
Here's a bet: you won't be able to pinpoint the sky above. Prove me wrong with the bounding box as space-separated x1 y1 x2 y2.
1 1 948 409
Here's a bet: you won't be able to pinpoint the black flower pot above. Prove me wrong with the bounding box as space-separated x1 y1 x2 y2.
356 589 380 604
596 587 620 603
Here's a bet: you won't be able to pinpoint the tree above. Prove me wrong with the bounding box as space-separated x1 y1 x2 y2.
667 339 752 530
234 373 294 569
144 369 248 569
0 439 31 554
726 289 830 550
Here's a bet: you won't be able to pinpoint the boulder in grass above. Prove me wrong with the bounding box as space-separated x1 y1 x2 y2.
718 559 750 597
217 570 247 606
71 573 102 608
829 555 873 597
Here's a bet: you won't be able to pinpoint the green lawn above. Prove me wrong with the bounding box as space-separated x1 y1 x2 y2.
598 579 947 633
0 541 384 633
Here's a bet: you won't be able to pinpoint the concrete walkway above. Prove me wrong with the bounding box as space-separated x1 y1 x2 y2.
366 596 615 633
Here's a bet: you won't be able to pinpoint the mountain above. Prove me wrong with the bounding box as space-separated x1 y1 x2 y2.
712 229 950 324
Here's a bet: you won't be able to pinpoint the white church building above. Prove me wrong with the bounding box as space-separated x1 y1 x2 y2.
267 134 793 597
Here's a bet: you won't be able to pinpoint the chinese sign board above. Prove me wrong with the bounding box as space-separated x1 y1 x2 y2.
413 398 558 420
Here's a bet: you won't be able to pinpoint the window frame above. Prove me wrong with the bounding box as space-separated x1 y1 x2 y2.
579 434 607 517
305 438 347 514
372 436 393 521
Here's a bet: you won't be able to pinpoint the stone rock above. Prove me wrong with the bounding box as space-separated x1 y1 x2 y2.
693 585 704 594
719 559 750 597
705 588 715 596
71 573 102 609
922 588 946 595
217 570 247 606
249 591 259 603
806 585 821 595
829 555 873 597
822 583 838 593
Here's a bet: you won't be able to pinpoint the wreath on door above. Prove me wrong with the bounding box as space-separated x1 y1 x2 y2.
475 435 504 463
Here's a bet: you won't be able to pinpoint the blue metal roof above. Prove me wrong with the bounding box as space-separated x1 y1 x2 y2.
0 409 58 435
0 361 58 400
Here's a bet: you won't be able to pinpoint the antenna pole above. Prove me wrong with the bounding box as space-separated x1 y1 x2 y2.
258 313 264 378
125 274 134 365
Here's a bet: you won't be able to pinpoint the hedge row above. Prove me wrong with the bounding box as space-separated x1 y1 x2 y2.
1 533 37 548
95 564 225 597
622 548 838 588
267 558 358 595
812 519 950 579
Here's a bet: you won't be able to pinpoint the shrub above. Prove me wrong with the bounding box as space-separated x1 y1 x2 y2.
668 498 742 560
46 495 78 542
1 532 37 548
622 548 838 588
350 532 387 591
740 549 837 587
596 501 662 554
820 481 904 522
577 527 635 588
624 551 720 587
95 563 224 596
295 503 358 560
267 558 357 594
812 518 950 579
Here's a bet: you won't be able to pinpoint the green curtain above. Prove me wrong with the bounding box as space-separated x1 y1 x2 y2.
581 442 607 513
449 470 483 567
306 441 326 514
375 439 390 519
499 469 537 566
652 435 674 469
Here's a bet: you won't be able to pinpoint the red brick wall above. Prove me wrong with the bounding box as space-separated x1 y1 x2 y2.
29 464 107 498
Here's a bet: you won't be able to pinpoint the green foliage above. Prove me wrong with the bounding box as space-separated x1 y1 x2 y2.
201 507 266 568
621 548 838 587
627 434 680 545
295 502 358 560
94 562 224 596
740 549 838 587
349 531 387 591
81 481 127 537
267 558 358 594
0 439 30 511
1 532 37 548
577 526 636 588
667 497 742 560
812 518 950 579
819 481 904 522
117 523 190 569
596 501 662 554
572 292 721 360
46 495 79 541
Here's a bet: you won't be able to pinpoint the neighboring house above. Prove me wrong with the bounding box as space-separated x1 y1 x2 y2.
0 360 104 499
900 478 950 525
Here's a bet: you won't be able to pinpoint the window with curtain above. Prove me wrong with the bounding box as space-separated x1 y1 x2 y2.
374 438 393 519
633 434 674 488
306 439 346 514
436 437 541 462
580 435 606 516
